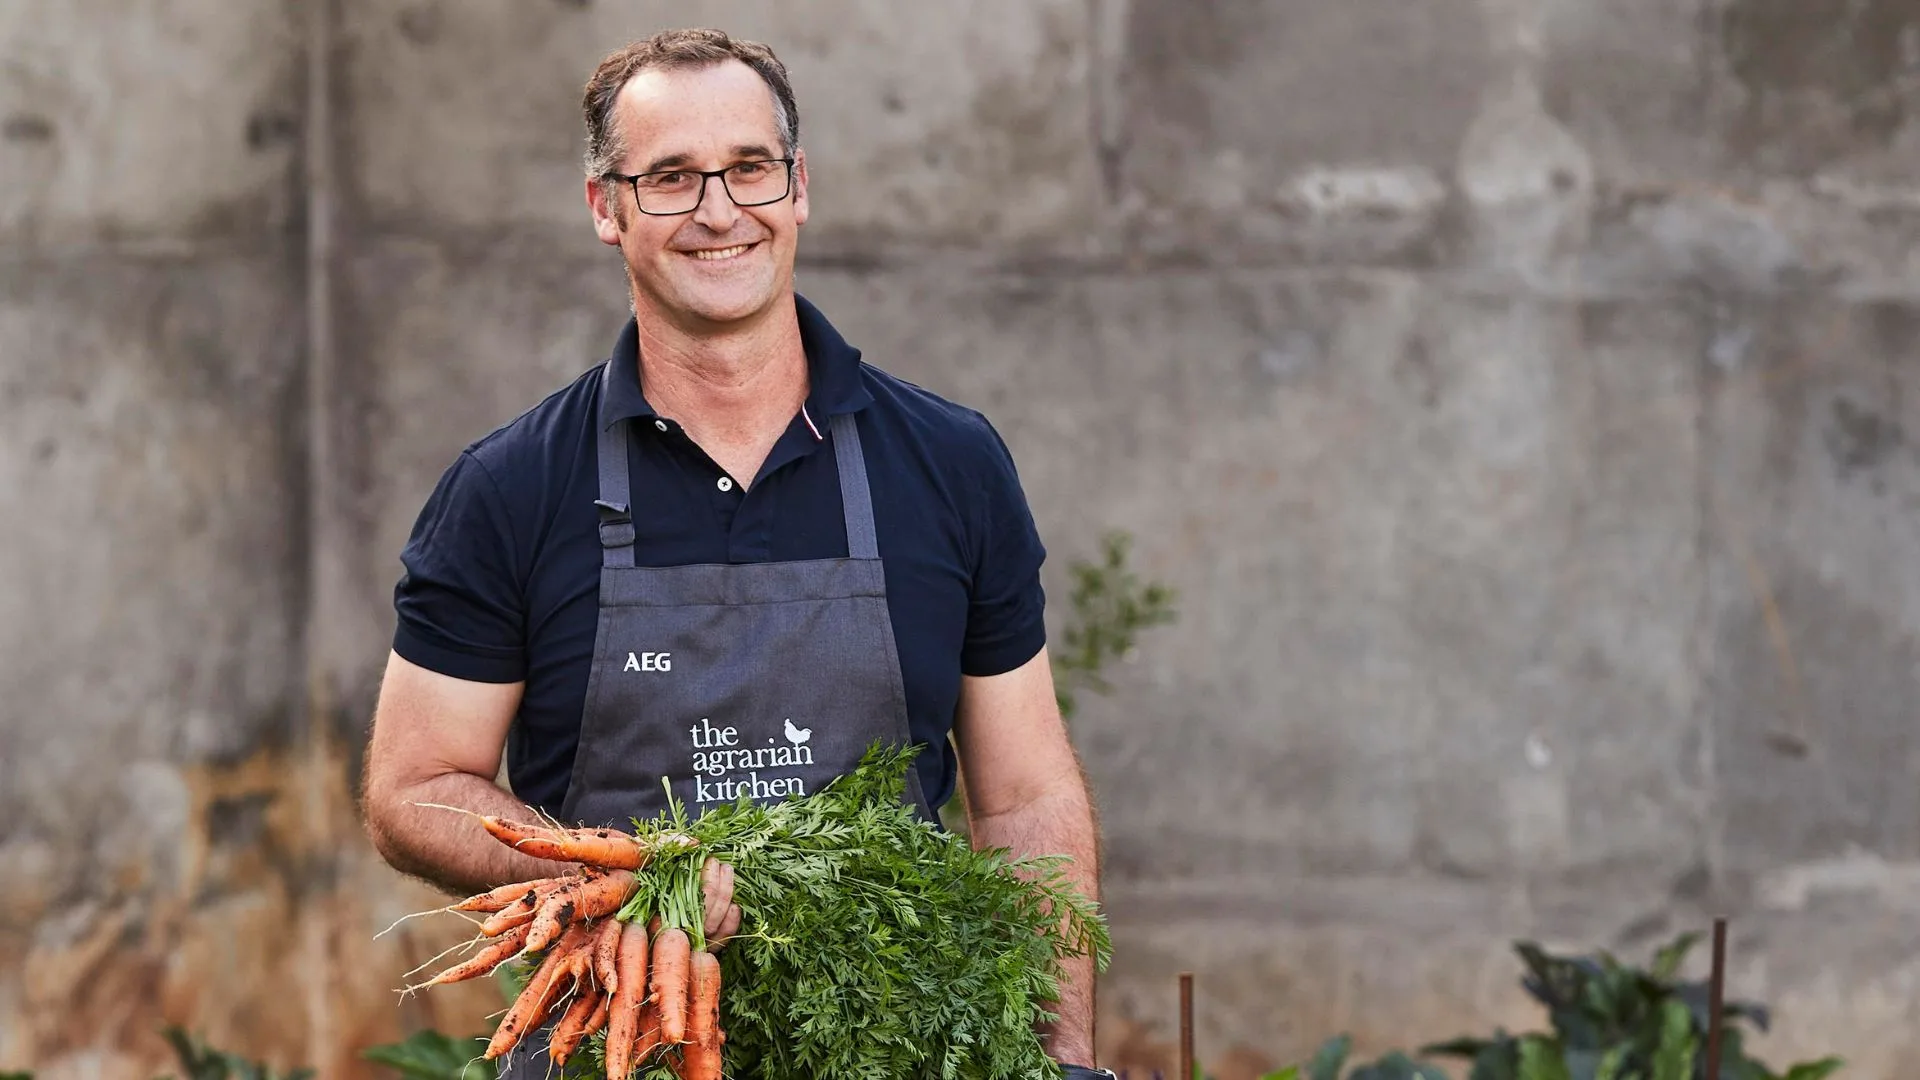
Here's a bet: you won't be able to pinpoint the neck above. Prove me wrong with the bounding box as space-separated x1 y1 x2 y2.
630 292 810 440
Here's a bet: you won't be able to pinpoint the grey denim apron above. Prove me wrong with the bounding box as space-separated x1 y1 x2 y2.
559 359 933 828
499 362 934 1079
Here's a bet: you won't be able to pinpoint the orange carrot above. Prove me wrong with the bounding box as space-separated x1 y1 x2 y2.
479 818 651 870
425 922 531 986
554 827 651 870
679 950 725 1080
584 992 610 1036
524 879 582 953
478 815 553 846
629 998 663 1073
571 869 640 920
478 897 536 937
650 926 692 1045
485 922 592 1060
593 917 623 993
547 983 606 1062
451 877 563 913
604 920 651 1080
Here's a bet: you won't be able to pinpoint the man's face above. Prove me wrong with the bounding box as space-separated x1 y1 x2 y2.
591 61 810 330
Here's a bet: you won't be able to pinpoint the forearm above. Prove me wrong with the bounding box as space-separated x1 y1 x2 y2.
969 782 1102 1066
365 770 580 897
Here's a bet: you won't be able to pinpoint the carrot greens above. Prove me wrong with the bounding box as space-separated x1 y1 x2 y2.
580 743 1110 1080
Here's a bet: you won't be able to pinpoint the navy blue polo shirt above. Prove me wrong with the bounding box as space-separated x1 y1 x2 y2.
391 295 1048 818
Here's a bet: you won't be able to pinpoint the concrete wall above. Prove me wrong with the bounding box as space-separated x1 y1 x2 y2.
4 1 1918 1077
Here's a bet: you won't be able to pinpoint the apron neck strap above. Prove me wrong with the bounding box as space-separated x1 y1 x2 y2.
829 411 879 560
595 362 639 569
594 361 882 566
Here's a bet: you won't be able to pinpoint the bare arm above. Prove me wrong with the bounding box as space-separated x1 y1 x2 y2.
953 645 1102 1069
360 650 577 896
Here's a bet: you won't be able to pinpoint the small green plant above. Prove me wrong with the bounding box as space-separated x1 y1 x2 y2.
1242 934 1844 1080
1259 1033 1448 1080
359 1029 496 1080
361 967 531 1080
155 1026 314 1080
940 528 1178 834
1052 530 1178 720
1420 935 1843 1080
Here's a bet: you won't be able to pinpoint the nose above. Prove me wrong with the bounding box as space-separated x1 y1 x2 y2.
690 173 740 233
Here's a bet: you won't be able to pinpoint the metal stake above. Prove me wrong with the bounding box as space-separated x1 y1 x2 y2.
1179 971 1195 1080
1705 916 1727 1080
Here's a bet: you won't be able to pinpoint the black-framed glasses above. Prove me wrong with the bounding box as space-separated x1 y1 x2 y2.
612 158 795 216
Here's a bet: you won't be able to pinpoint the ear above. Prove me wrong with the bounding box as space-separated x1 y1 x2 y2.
587 177 623 246
790 148 810 228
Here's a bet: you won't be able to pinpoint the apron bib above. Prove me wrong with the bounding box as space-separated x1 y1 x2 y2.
500 360 930 1078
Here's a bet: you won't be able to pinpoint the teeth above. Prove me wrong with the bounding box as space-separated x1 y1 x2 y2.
690 244 751 261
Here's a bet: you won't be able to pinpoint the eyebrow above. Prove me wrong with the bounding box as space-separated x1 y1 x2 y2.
637 144 780 175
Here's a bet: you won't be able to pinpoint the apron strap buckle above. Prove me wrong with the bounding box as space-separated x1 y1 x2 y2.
594 499 635 549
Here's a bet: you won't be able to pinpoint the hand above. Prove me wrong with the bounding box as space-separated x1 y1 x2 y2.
700 858 742 952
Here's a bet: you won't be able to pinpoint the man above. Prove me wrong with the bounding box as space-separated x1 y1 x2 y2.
358 26 1108 1080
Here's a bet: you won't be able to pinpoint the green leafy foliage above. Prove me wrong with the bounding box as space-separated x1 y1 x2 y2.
1256 934 1844 1080
1051 531 1177 720
1278 1034 1446 1080
359 1029 496 1080
1408 934 1844 1080
1518 1037 1574 1080
1777 1061 1845 1080
1649 1001 1696 1080
1307 1035 1354 1080
154 1026 314 1080
552 744 1109 1080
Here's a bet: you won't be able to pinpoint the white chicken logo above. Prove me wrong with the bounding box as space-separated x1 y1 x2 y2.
783 718 812 746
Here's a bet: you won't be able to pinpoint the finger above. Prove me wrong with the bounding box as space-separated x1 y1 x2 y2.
701 861 733 939
707 903 741 952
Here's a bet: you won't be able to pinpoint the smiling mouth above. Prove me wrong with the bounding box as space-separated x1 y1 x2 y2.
685 242 757 262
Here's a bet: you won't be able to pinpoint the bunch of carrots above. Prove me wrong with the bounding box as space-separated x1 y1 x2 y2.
411 815 723 1080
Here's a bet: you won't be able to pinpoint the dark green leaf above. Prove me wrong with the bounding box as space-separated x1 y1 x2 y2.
1650 933 1702 982
1650 1000 1696 1080
361 1030 496 1080
1347 1051 1447 1080
1422 1035 1499 1058
1466 1039 1523 1080
1516 1036 1571 1080
1305 1034 1351 1080
1779 1058 1845 1080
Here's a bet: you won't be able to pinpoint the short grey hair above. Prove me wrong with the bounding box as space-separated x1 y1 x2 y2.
581 28 800 212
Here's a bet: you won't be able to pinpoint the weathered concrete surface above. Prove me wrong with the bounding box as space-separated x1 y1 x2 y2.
804 270 1712 885
0 2 304 250
341 0 1104 255
9 0 1920 1077
1702 297 1920 873
0 5 498 1076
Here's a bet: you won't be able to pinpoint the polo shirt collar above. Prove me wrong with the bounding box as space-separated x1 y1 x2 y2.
598 292 872 431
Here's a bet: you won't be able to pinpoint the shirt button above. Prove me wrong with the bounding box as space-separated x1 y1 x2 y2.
654 420 669 432
717 476 734 492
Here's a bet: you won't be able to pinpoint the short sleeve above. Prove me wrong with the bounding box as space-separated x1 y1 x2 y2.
392 450 528 683
960 417 1048 677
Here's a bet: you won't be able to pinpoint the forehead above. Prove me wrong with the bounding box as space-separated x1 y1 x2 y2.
614 60 783 167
